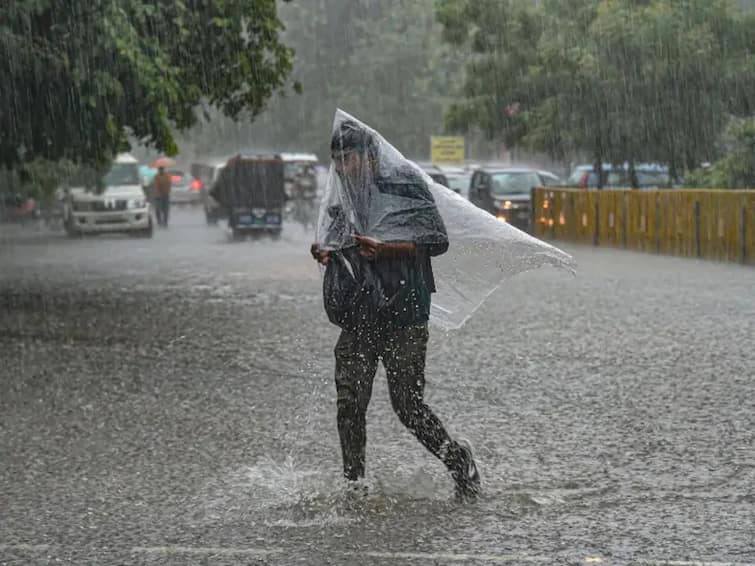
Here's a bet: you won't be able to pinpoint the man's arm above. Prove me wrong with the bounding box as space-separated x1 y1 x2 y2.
353 235 417 259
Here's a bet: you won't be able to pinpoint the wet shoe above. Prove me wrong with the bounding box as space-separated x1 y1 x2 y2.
345 479 369 498
451 439 481 501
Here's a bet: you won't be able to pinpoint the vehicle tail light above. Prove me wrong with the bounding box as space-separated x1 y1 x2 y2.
190 178 203 191
580 173 589 189
171 175 182 183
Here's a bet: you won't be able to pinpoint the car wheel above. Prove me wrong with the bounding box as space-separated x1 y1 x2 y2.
143 218 154 238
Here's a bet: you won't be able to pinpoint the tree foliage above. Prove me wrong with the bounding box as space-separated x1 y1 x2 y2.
184 0 467 161
0 0 295 169
436 0 755 185
686 118 755 188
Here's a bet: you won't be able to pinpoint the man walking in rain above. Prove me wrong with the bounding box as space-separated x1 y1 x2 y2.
311 119 480 499
152 166 172 227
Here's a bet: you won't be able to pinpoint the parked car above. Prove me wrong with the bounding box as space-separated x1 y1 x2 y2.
468 167 562 231
62 153 152 238
566 163 673 189
191 160 228 224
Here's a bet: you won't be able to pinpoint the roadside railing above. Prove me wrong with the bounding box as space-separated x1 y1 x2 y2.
531 188 755 265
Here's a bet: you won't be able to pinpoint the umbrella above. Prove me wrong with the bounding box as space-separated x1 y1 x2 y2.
150 157 176 169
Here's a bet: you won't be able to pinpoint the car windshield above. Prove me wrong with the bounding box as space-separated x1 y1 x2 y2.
447 176 470 193
102 163 140 186
491 172 540 195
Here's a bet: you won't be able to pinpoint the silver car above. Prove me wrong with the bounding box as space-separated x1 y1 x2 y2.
167 170 202 205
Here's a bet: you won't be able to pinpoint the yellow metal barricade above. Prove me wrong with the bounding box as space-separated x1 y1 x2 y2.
531 188 754 265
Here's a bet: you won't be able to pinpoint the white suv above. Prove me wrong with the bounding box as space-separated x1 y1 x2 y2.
64 154 153 238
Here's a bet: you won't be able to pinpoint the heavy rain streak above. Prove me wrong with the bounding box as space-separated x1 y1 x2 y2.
1 2 754 565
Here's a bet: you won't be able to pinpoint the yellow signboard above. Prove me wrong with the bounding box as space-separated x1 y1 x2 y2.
431 136 465 163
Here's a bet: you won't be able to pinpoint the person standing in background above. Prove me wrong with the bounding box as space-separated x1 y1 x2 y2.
152 167 172 227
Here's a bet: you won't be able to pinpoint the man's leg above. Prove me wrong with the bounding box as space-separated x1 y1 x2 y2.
382 324 452 459
163 197 170 226
334 329 379 481
157 198 166 226
383 324 480 496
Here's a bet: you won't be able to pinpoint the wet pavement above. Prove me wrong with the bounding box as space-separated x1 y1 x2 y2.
1 208 754 565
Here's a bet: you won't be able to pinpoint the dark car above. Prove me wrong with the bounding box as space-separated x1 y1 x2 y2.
468 167 562 231
209 154 286 239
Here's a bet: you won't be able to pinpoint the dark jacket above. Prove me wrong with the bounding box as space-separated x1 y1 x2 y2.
323 166 448 331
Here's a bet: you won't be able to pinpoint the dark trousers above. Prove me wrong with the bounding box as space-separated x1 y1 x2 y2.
154 196 170 226
334 323 457 480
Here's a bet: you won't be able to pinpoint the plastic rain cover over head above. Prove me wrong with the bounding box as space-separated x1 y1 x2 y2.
317 109 576 330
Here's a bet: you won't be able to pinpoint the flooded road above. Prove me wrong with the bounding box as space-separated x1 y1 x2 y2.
1 208 753 565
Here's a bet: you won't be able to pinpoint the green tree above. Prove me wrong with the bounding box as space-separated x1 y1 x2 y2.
686 118 755 188
0 0 295 170
183 0 467 161
437 0 755 187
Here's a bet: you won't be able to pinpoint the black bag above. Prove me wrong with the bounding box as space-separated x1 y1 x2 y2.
323 248 390 330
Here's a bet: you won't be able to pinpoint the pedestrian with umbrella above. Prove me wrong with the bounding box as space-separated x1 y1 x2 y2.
151 157 175 227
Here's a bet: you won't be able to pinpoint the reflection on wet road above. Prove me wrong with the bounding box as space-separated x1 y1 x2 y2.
1 209 754 565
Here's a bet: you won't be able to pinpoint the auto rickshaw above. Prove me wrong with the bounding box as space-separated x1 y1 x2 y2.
210 154 286 239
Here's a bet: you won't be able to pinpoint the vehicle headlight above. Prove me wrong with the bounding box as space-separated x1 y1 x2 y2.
128 199 146 209
503 200 513 210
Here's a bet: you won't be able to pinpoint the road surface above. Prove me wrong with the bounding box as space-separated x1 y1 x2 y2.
1 209 753 565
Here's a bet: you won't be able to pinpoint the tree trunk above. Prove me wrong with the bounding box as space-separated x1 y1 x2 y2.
669 162 679 188
628 161 639 189
594 135 604 190
594 158 604 190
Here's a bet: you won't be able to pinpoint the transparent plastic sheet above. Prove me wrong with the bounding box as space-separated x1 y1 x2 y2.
317 110 576 330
